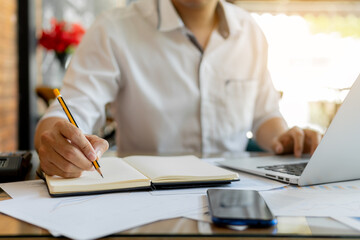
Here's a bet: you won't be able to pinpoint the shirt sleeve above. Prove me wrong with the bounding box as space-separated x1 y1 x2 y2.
251 69 284 138
42 13 121 134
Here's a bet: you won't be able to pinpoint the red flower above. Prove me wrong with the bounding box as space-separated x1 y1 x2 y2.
38 18 85 54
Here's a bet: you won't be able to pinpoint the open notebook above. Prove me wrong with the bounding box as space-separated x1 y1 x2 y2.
44 155 239 197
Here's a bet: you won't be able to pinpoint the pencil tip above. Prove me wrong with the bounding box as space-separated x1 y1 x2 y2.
96 168 104 178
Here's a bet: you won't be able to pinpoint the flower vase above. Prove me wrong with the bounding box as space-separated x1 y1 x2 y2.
55 52 70 69
43 52 69 88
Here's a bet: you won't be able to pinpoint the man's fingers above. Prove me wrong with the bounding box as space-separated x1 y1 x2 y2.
272 126 321 157
37 119 106 178
38 139 83 178
86 135 109 159
41 126 93 171
40 158 81 178
56 142 93 170
55 121 97 162
50 149 84 174
288 127 305 157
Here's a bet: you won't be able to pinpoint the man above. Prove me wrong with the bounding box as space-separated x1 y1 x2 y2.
35 0 321 178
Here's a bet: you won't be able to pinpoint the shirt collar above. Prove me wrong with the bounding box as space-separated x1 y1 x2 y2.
157 0 184 32
156 0 242 39
217 0 243 38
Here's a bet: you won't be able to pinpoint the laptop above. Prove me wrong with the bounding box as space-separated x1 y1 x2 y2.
219 73 360 186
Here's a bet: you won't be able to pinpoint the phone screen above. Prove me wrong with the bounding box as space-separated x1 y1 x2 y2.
207 189 277 226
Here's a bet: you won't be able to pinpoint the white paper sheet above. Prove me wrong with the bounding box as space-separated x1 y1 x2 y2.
150 170 287 196
307 217 359 234
182 195 211 223
0 180 49 199
0 180 63 236
0 191 203 240
260 180 360 217
332 217 360 232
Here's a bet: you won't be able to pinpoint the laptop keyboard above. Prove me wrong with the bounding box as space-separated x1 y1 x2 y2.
258 162 308 176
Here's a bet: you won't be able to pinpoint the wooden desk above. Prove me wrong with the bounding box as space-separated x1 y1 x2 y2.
1 153 359 239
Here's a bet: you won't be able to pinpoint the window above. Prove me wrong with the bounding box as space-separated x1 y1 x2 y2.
235 0 360 131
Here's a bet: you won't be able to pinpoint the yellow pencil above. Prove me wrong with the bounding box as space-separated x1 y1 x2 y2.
53 88 104 178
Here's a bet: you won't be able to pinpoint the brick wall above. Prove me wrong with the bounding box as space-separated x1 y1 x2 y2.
0 1 18 151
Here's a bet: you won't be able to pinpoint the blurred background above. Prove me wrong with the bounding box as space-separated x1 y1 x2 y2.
0 0 359 151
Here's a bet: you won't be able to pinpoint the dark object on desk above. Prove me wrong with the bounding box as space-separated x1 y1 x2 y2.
207 189 277 227
0 151 32 183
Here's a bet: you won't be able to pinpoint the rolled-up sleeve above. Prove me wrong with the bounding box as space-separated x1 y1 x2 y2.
42 14 121 134
252 69 283 137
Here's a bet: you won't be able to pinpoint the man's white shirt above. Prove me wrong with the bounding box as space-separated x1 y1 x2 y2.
43 0 282 155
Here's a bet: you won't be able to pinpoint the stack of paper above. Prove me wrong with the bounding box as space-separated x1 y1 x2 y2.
0 180 203 239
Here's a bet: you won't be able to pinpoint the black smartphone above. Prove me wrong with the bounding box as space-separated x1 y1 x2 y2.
207 189 277 226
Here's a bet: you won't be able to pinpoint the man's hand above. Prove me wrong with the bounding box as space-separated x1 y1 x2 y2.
256 117 322 157
271 127 322 157
35 118 109 178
